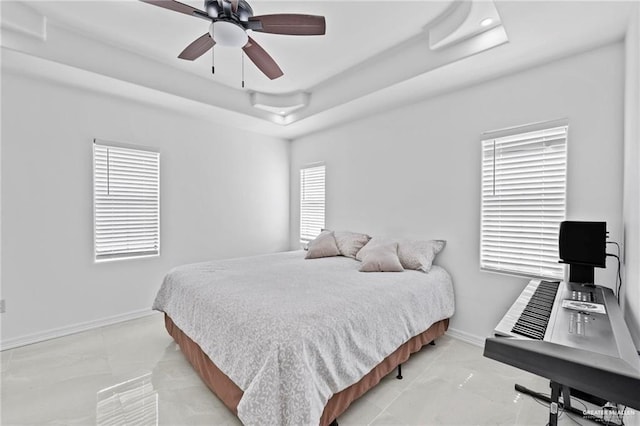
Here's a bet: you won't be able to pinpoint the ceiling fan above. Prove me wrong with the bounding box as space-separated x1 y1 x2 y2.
140 0 326 80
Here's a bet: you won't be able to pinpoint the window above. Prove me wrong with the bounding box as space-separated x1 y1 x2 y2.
93 140 160 261
480 124 568 279
300 164 325 244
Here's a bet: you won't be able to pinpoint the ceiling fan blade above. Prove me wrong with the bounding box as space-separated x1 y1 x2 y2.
139 0 208 19
242 36 283 80
230 0 239 13
248 14 326 35
178 33 215 60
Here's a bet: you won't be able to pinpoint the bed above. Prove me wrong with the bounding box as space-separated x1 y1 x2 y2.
153 250 454 425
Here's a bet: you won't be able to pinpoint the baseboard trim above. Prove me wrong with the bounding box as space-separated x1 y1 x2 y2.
446 327 486 347
1 308 159 351
2 313 488 351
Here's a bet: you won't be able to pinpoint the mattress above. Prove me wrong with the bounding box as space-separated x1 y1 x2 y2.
153 250 455 425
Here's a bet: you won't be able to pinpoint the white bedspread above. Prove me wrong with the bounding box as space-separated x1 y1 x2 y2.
153 250 454 425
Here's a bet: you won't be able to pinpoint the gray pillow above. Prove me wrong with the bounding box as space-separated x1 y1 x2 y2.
356 237 393 261
356 237 446 272
359 242 404 272
332 230 371 258
398 239 446 272
305 231 341 259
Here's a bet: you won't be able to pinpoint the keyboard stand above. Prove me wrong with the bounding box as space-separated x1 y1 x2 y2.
515 382 571 426
515 382 621 426
549 381 571 426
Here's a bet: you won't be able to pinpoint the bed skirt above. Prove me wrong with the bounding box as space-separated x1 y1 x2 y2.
164 314 449 425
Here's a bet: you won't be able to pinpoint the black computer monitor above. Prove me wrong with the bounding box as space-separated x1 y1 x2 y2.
558 221 607 284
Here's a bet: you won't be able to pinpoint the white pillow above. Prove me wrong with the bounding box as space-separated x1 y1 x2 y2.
356 237 445 272
330 230 371 258
398 239 446 272
359 242 404 272
305 231 341 259
356 237 392 261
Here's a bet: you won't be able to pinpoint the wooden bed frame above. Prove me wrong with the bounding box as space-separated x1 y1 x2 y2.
164 314 449 425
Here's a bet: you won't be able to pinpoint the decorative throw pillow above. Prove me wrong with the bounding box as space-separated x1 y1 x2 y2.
333 230 371 258
356 237 446 272
359 242 404 272
398 239 446 273
305 231 341 259
355 237 392 261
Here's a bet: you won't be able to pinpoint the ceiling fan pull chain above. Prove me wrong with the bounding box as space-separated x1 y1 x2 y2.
241 52 245 88
211 27 215 75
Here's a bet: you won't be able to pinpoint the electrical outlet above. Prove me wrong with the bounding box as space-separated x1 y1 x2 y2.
0 299 5 314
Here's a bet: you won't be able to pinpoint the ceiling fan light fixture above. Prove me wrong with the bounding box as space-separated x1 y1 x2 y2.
210 21 248 47
140 0 326 80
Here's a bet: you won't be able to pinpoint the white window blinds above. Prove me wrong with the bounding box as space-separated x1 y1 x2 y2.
300 164 325 244
480 125 567 279
93 140 160 261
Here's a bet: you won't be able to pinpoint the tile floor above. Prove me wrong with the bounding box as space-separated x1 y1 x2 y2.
0 314 633 425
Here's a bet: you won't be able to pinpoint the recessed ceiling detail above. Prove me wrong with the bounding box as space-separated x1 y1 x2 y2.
0 0 47 41
250 91 309 116
1 1 634 139
428 0 504 50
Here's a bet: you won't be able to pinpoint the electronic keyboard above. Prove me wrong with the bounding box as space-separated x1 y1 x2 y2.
484 279 640 425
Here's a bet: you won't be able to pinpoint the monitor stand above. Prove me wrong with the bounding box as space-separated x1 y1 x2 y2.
568 264 595 286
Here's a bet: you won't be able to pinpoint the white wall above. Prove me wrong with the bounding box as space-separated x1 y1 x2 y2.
623 3 640 347
290 43 625 342
1 72 290 347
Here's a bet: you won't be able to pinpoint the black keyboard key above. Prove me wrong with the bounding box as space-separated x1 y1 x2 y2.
511 281 560 340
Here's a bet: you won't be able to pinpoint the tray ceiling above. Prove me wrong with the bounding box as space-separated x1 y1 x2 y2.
1 1 635 138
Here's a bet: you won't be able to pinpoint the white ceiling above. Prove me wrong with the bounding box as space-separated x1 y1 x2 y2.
1 1 636 138
19 0 457 94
